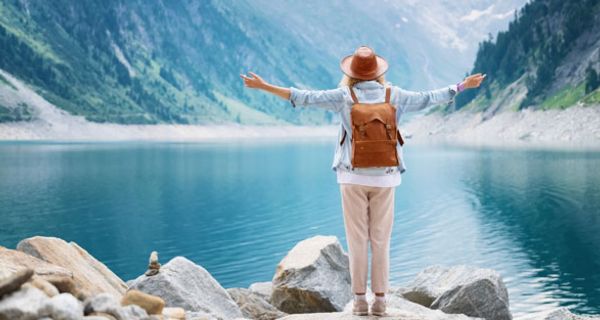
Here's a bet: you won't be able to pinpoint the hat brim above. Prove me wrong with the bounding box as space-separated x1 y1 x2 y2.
339 54 389 80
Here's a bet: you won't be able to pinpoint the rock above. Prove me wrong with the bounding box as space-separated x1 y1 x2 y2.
279 294 483 319
227 287 286 320
186 312 250 320
162 307 186 319
145 251 161 277
0 247 79 297
0 268 34 297
279 313 475 320
86 313 118 320
386 294 484 319
30 276 60 297
248 281 273 301
121 289 165 315
17 236 127 298
84 293 121 317
538 307 600 320
0 285 48 320
402 265 511 320
0 247 73 282
46 276 80 297
128 256 243 319
271 235 352 313
386 295 484 320
39 293 84 320
186 310 220 319
84 292 150 320
120 304 150 319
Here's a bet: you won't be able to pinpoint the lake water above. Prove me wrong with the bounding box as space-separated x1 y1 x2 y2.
0 140 599 318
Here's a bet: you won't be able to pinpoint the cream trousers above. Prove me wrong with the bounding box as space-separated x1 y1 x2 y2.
340 183 395 294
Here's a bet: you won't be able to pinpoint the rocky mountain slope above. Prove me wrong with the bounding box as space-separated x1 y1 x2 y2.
447 0 600 117
0 0 524 125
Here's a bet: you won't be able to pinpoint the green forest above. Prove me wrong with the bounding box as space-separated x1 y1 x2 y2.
455 0 600 111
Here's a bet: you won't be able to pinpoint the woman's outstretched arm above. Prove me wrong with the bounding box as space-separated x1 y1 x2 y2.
240 72 291 100
240 71 345 112
399 73 486 113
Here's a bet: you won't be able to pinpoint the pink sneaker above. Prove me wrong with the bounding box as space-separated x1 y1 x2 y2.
352 298 368 316
370 298 386 316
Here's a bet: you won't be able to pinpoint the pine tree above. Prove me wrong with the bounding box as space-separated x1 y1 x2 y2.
585 65 599 94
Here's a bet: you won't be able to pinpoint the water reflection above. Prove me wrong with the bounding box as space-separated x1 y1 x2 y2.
461 148 600 316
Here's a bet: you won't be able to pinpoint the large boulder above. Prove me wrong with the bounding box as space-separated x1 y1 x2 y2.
128 256 243 320
538 307 600 320
386 294 484 319
248 281 273 302
271 235 352 313
227 287 286 320
16 236 127 298
402 265 511 320
0 247 73 284
279 294 483 320
186 310 220 320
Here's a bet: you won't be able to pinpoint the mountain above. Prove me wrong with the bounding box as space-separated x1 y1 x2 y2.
448 0 600 118
251 0 527 88
0 0 525 125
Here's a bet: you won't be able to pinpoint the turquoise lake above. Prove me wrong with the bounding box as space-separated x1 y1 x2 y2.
0 140 599 317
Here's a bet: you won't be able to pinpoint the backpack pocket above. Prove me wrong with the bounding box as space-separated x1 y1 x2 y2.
351 139 399 168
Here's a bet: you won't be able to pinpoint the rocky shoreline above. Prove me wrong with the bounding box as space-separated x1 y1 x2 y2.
0 235 597 320
401 105 600 150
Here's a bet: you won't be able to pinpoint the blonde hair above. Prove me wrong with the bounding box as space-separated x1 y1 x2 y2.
338 74 386 88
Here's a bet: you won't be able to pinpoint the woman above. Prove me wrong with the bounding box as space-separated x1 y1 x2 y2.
240 46 485 316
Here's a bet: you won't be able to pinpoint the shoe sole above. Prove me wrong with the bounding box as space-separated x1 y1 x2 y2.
353 311 368 316
371 311 385 316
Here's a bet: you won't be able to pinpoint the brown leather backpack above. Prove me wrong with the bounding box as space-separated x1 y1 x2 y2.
340 86 405 168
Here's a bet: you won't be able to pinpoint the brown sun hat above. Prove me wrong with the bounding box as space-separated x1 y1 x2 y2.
340 46 389 80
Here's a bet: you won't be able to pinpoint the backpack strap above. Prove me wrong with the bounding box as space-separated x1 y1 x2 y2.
340 129 347 146
349 87 359 103
385 86 391 103
397 129 404 146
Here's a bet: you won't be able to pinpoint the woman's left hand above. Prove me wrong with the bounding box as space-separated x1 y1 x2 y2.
462 73 486 89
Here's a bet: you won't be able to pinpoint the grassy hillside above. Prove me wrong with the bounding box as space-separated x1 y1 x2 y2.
0 0 337 124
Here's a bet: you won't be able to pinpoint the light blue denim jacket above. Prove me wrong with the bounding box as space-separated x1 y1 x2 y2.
289 80 459 176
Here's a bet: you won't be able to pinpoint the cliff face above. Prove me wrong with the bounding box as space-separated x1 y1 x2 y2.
0 0 525 125
450 0 600 118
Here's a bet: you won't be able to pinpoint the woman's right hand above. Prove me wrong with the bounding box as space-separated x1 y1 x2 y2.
240 72 267 89
239 71 291 100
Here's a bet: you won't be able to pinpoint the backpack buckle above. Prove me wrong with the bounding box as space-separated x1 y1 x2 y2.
359 125 366 136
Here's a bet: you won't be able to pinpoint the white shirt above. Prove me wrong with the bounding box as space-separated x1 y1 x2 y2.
336 170 401 188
